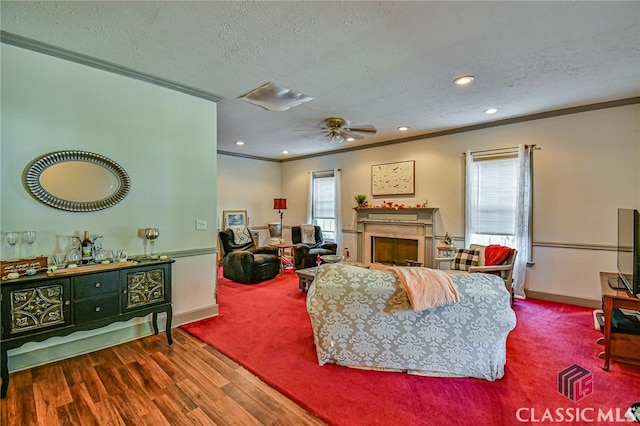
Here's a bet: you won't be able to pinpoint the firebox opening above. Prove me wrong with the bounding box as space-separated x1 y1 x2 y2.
372 237 419 266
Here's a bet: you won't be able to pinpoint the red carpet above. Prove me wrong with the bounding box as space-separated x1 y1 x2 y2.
181 269 640 425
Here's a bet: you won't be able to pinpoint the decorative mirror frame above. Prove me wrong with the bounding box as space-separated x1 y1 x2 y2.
24 150 131 212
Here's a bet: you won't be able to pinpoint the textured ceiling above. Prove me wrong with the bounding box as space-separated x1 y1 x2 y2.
2 1 639 160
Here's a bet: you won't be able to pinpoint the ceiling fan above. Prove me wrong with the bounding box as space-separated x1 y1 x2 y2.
318 117 377 143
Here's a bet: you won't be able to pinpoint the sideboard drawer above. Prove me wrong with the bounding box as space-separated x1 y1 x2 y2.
74 295 120 323
73 271 119 299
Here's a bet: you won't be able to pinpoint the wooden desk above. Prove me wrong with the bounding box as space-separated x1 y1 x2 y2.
598 271 640 370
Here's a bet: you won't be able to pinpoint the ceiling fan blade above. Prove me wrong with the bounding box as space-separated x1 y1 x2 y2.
341 130 365 140
346 124 377 133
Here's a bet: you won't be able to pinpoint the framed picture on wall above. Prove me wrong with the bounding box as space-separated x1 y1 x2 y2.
222 210 248 228
371 160 415 196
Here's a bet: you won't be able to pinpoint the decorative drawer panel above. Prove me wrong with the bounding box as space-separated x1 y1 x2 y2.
74 295 120 323
73 271 119 299
125 268 166 310
6 281 70 336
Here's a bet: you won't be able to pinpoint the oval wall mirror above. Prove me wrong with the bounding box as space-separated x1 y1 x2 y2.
24 150 131 212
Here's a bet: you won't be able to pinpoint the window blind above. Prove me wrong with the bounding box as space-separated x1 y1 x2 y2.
470 155 517 235
313 173 335 219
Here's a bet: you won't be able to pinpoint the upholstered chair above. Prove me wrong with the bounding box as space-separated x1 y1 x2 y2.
447 243 517 299
291 225 338 270
218 228 280 284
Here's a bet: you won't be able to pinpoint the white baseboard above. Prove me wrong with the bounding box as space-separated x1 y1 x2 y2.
525 291 600 308
7 303 219 372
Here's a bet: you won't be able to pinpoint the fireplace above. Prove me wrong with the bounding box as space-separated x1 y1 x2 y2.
355 207 438 268
372 236 419 266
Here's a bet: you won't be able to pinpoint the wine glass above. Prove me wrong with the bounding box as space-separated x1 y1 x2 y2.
22 231 37 258
6 232 20 260
145 228 159 256
67 236 81 265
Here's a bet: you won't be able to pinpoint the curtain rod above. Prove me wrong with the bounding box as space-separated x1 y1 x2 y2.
309 168 342 173
463 144 540 156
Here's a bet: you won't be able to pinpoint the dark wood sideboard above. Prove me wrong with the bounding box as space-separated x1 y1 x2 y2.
0 259 174 398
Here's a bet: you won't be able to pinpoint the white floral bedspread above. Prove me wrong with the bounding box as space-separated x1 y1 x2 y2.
306 263 517 380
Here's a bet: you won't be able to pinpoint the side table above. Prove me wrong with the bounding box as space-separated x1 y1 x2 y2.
598 271 640 370
435 256 455 270
436 245 456 270
437 245 456 258
295 262 369 292
296 267 317 292
274 243 296 274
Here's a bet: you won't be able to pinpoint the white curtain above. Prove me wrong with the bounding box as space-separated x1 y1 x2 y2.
306 172 313 224
333 168 342 252
513 144 532 298
464 149 473 246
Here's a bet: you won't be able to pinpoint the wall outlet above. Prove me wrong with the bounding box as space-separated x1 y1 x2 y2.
196 219 207 230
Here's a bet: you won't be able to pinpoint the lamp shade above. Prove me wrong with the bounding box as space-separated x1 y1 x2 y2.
273 198 287 210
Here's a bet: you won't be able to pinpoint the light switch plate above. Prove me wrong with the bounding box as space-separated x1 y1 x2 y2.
196 219 207 230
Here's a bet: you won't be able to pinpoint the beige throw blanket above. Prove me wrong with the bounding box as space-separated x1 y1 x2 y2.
388 267 459 312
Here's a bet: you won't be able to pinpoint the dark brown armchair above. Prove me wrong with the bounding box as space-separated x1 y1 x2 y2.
218 229 280 284
291 225 338 270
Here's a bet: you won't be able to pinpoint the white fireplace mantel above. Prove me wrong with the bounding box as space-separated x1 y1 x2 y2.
355 207 438 267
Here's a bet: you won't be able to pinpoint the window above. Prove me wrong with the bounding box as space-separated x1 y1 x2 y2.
466 145 534 298
467 154 518 247
311 170 335 242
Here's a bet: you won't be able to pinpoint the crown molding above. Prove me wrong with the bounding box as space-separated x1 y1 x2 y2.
1 31 222 103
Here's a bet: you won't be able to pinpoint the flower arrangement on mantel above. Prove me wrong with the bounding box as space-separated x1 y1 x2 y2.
353 196 429 210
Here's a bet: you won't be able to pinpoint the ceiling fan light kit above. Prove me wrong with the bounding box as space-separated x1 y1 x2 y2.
321 116 377 144
238 81 314 112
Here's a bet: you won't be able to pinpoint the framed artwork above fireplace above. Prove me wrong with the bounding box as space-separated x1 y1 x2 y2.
371 160 415 196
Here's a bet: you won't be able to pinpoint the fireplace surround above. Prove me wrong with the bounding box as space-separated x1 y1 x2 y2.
355 207 438 268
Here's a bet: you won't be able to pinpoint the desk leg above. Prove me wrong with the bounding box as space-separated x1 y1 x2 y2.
165 305 173 345
602 296 613 371
152 307 173 345
1 348 8 398
152 312 159 335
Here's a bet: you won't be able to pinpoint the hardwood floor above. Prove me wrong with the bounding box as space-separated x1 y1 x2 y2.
1 329 326 426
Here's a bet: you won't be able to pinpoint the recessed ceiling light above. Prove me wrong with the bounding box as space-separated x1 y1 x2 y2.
453 75 475 86
346 137 355 142
397 126 409 131
235 141 245 146
484 108 498 115
282 150 289 155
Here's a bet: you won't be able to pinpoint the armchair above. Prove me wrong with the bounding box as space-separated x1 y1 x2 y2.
218 228 280 284
448 244 517 299
291 225 338 270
